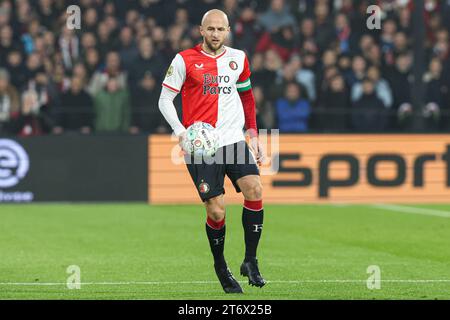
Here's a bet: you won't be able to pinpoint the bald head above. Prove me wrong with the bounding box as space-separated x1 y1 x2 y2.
200 9 230 54
201 9 229 27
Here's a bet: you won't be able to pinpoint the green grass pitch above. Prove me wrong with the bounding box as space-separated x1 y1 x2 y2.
1 203 450 299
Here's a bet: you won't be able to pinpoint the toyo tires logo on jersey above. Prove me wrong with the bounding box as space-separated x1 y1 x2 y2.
0 139 33 202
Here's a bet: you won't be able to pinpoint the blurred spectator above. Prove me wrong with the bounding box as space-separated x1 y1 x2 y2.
380 19 398 65
393 31 410 57
58 27 79 70
0 68 20 134
260 49 282 92
130 72 168 134
72 63 88 85
314 1 336 53
351 78 387 132
385 53 414 128
118 26 139 70
258 0 296 32
398 5 412 35
337 53 352 80
36 0 57 30
25 52 44 83
253 85 274 129
83 7 99 34
128 37 165 89
234 6 260 56
80 32 97 57
88 51 127 96
248 53 267 89
275 82 311 133
346 55 366 88
5 50 27 90
0 0 447 135
423 58 448 130
431 28 450 62
291 55 315 102
365 44 383 68
272 63 299 101
96 21 116 60
94 77 130 133
334 13 357 54
317 74 350 132
83 48 100 80
255 25 298 62
319 65 340 99
0 25 19 63
298 18 316 48
12 89 47 136
21 69 59 134
52 63 70 93
53 76 94 135
351 66 393 109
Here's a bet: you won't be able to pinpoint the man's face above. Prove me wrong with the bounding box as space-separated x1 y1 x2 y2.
352 57 366 73
286 84 300 101
106 53 120 70
200 14 230 52
139 38 153 58
331 77 344 92
7 52 21 66
27 54 40 70
396 55 411 72
271 0 284 12
0 26 12 42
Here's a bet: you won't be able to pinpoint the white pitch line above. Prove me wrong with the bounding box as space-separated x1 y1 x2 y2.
372 204 450 218
1 280 450 286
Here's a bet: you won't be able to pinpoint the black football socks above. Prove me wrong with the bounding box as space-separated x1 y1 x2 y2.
206 216 226 266
242 200 264 261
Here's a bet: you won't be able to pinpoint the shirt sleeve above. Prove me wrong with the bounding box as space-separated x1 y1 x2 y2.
236 54 252 93
158 86 186 136
162 54 186 93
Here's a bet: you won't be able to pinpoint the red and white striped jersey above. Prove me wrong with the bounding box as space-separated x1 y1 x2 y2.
162 44 252 147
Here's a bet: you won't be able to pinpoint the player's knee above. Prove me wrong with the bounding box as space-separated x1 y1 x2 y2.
205 200 226 221
207 207 226 221
245 181 263 200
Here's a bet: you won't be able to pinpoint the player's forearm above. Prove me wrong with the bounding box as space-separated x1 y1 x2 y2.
239 88 258 137
158 87 186 136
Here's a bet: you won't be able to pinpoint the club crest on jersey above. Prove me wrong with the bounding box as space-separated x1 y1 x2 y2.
229 61 238 70
199 182 210 194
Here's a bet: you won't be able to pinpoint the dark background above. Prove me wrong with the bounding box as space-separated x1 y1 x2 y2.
2 135 148 201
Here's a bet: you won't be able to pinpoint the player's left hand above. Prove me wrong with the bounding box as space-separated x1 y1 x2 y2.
249 136 266 166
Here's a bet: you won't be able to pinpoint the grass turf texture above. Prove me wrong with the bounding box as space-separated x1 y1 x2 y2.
0 204 450 300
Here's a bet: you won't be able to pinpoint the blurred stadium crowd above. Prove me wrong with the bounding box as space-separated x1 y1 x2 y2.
0 0 449 136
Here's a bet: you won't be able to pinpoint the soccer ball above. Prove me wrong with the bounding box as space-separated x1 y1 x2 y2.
183 122 219 158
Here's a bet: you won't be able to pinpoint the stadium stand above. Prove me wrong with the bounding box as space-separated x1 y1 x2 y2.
0 0 449 136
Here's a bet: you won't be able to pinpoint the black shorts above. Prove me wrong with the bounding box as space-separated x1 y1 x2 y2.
185 140 260 202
